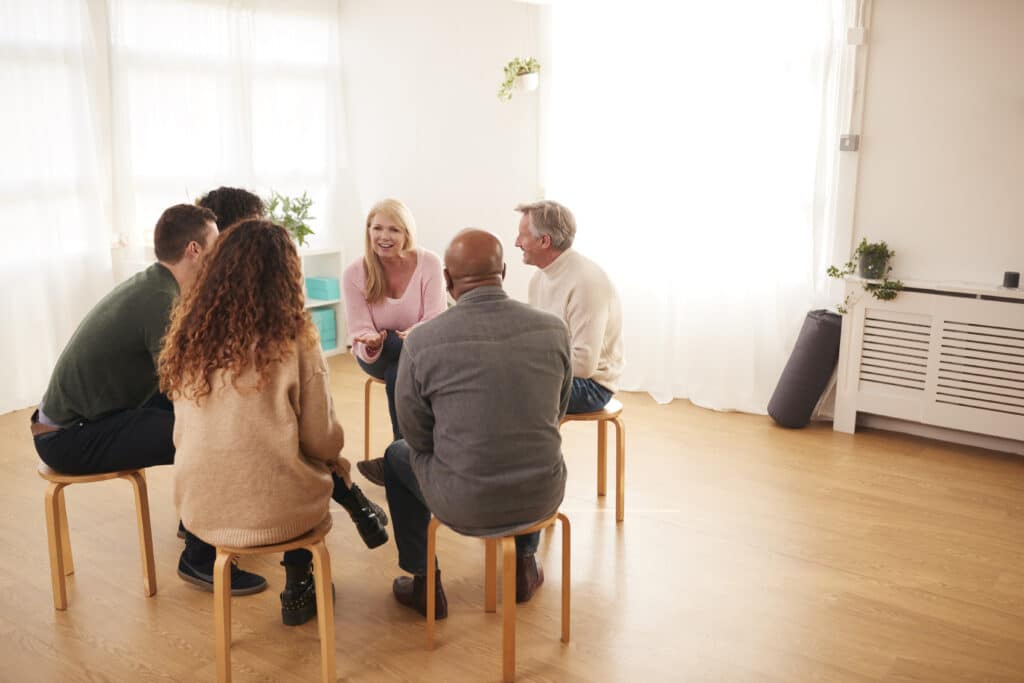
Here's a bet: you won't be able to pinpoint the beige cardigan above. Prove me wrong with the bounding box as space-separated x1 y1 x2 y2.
173 340 347 547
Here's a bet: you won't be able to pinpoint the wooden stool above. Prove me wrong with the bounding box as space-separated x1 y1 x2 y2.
426 512 570 683
37 463 157 610
214 528 336 683
560 398 626 522
363 376 386 461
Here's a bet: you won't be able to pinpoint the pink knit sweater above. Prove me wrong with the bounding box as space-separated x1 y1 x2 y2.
342 248 446 363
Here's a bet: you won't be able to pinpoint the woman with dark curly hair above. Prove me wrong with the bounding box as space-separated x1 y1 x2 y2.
196 186 265 231
159 219 389 626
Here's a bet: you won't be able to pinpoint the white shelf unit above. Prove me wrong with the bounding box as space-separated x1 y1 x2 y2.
301 248 347 358
834 277 1024 441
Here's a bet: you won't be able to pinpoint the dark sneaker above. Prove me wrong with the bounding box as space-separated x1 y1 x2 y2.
334 483 389 549
393 573 447 619
177 553 267 596
356 457 386 487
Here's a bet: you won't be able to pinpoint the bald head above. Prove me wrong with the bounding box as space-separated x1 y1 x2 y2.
443 228 506 300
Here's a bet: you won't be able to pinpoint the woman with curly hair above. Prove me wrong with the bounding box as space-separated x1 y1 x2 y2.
159 219 388 626
196 186 265 232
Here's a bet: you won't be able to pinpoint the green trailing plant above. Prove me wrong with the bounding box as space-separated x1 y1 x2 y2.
497 57 540 101
827 238 904 314
266 191 315 247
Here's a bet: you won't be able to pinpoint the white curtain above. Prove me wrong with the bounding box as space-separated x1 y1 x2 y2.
0 0 348 414
544 0 850 412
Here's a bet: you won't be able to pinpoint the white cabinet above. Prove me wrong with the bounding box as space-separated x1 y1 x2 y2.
834 277 1024 440
301 248 347 358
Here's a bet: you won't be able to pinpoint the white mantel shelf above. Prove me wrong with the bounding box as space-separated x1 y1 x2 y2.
847 276 1024 301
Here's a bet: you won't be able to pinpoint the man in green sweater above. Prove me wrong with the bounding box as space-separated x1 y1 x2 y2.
30 203 266 595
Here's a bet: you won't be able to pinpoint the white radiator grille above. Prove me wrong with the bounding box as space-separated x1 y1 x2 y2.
936 321 1024 416
859 314 931 391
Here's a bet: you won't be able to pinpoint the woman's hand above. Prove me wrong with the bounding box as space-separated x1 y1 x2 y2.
395 328 412 340
355 331 387 354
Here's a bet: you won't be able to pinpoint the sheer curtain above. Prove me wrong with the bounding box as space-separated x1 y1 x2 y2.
0 0 348 414
543 0 850 411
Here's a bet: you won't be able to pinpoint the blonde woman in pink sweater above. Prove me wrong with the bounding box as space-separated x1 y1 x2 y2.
343 199 446 441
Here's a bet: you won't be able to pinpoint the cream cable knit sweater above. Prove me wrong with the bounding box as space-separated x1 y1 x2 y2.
527 248 624 393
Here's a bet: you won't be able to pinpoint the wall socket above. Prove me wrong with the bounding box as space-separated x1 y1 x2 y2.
840 134 860 152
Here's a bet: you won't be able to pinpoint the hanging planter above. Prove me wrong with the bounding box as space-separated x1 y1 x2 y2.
498 57 540 101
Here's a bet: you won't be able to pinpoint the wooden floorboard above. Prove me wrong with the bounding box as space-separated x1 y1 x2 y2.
0 353 1022 682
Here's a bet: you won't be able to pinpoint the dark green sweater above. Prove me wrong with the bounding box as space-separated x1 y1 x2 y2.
41 263 179 425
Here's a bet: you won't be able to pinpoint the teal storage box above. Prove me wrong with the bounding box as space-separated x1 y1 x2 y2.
320 336 338 351
306 277 340 301
310 309 336 339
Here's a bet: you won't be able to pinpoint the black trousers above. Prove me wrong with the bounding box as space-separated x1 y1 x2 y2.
32 393 176 474
32 394 216 558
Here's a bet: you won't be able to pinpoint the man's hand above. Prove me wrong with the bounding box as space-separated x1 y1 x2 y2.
355 330 387 354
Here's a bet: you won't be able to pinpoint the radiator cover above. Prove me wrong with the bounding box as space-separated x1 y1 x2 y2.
833 278 1024 441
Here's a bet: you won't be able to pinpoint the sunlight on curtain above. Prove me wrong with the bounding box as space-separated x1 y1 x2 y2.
0 0 112 414
0 0 347 414
107 0 346 251
544 0 849 411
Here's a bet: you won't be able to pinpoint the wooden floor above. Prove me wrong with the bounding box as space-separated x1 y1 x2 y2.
1 354 1022 682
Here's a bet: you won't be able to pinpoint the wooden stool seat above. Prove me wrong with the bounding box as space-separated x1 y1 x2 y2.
426 512 571 682
363 376 387 461
213 525 336 683
37 462 156 610
560 398 626 522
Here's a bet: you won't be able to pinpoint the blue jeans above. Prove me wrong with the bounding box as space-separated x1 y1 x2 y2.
382 439 540 576
357 331 403 440
567 378 613 414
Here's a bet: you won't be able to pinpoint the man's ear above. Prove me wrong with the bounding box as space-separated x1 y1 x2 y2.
540 234 552 248
501 263 507 281
443 268 453 293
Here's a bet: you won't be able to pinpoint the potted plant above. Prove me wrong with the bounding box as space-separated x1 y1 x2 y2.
498 57 540 101
827 238 904 314
266 191 315 247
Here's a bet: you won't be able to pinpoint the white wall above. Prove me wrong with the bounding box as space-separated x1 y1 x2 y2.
852 0 1024 286
337 0 542 300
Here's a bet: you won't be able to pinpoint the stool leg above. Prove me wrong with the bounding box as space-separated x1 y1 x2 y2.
557 513 571 643
44 482 68 610
363 378 372 461
596 419 608 497
123 471 157 596
214 551 234 683
501 537 516 683
484 538 497 613
613 417 625 522
426 517 441 649
309 542 337 683
56 486 74 576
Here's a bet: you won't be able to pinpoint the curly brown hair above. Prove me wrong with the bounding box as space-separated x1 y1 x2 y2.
159 219 317 401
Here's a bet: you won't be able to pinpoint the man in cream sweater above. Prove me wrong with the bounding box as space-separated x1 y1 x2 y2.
515 200 624 413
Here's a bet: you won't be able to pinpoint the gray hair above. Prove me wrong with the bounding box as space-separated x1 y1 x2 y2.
515 200 576 250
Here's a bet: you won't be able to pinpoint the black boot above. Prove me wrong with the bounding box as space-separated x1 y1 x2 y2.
280 561 318 626
334 482 389 549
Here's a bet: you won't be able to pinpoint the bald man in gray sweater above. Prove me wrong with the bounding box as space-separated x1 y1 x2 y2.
358 228 571 619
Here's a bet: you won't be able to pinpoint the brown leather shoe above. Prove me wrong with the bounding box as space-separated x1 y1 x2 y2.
515 554 544 603
357 457 386 487
393 574 448 619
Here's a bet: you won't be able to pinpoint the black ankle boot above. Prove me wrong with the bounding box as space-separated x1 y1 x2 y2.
280 562 317 626
334 483 389 549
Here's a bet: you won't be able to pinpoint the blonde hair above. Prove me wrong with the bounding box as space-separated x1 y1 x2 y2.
363 199 418 303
